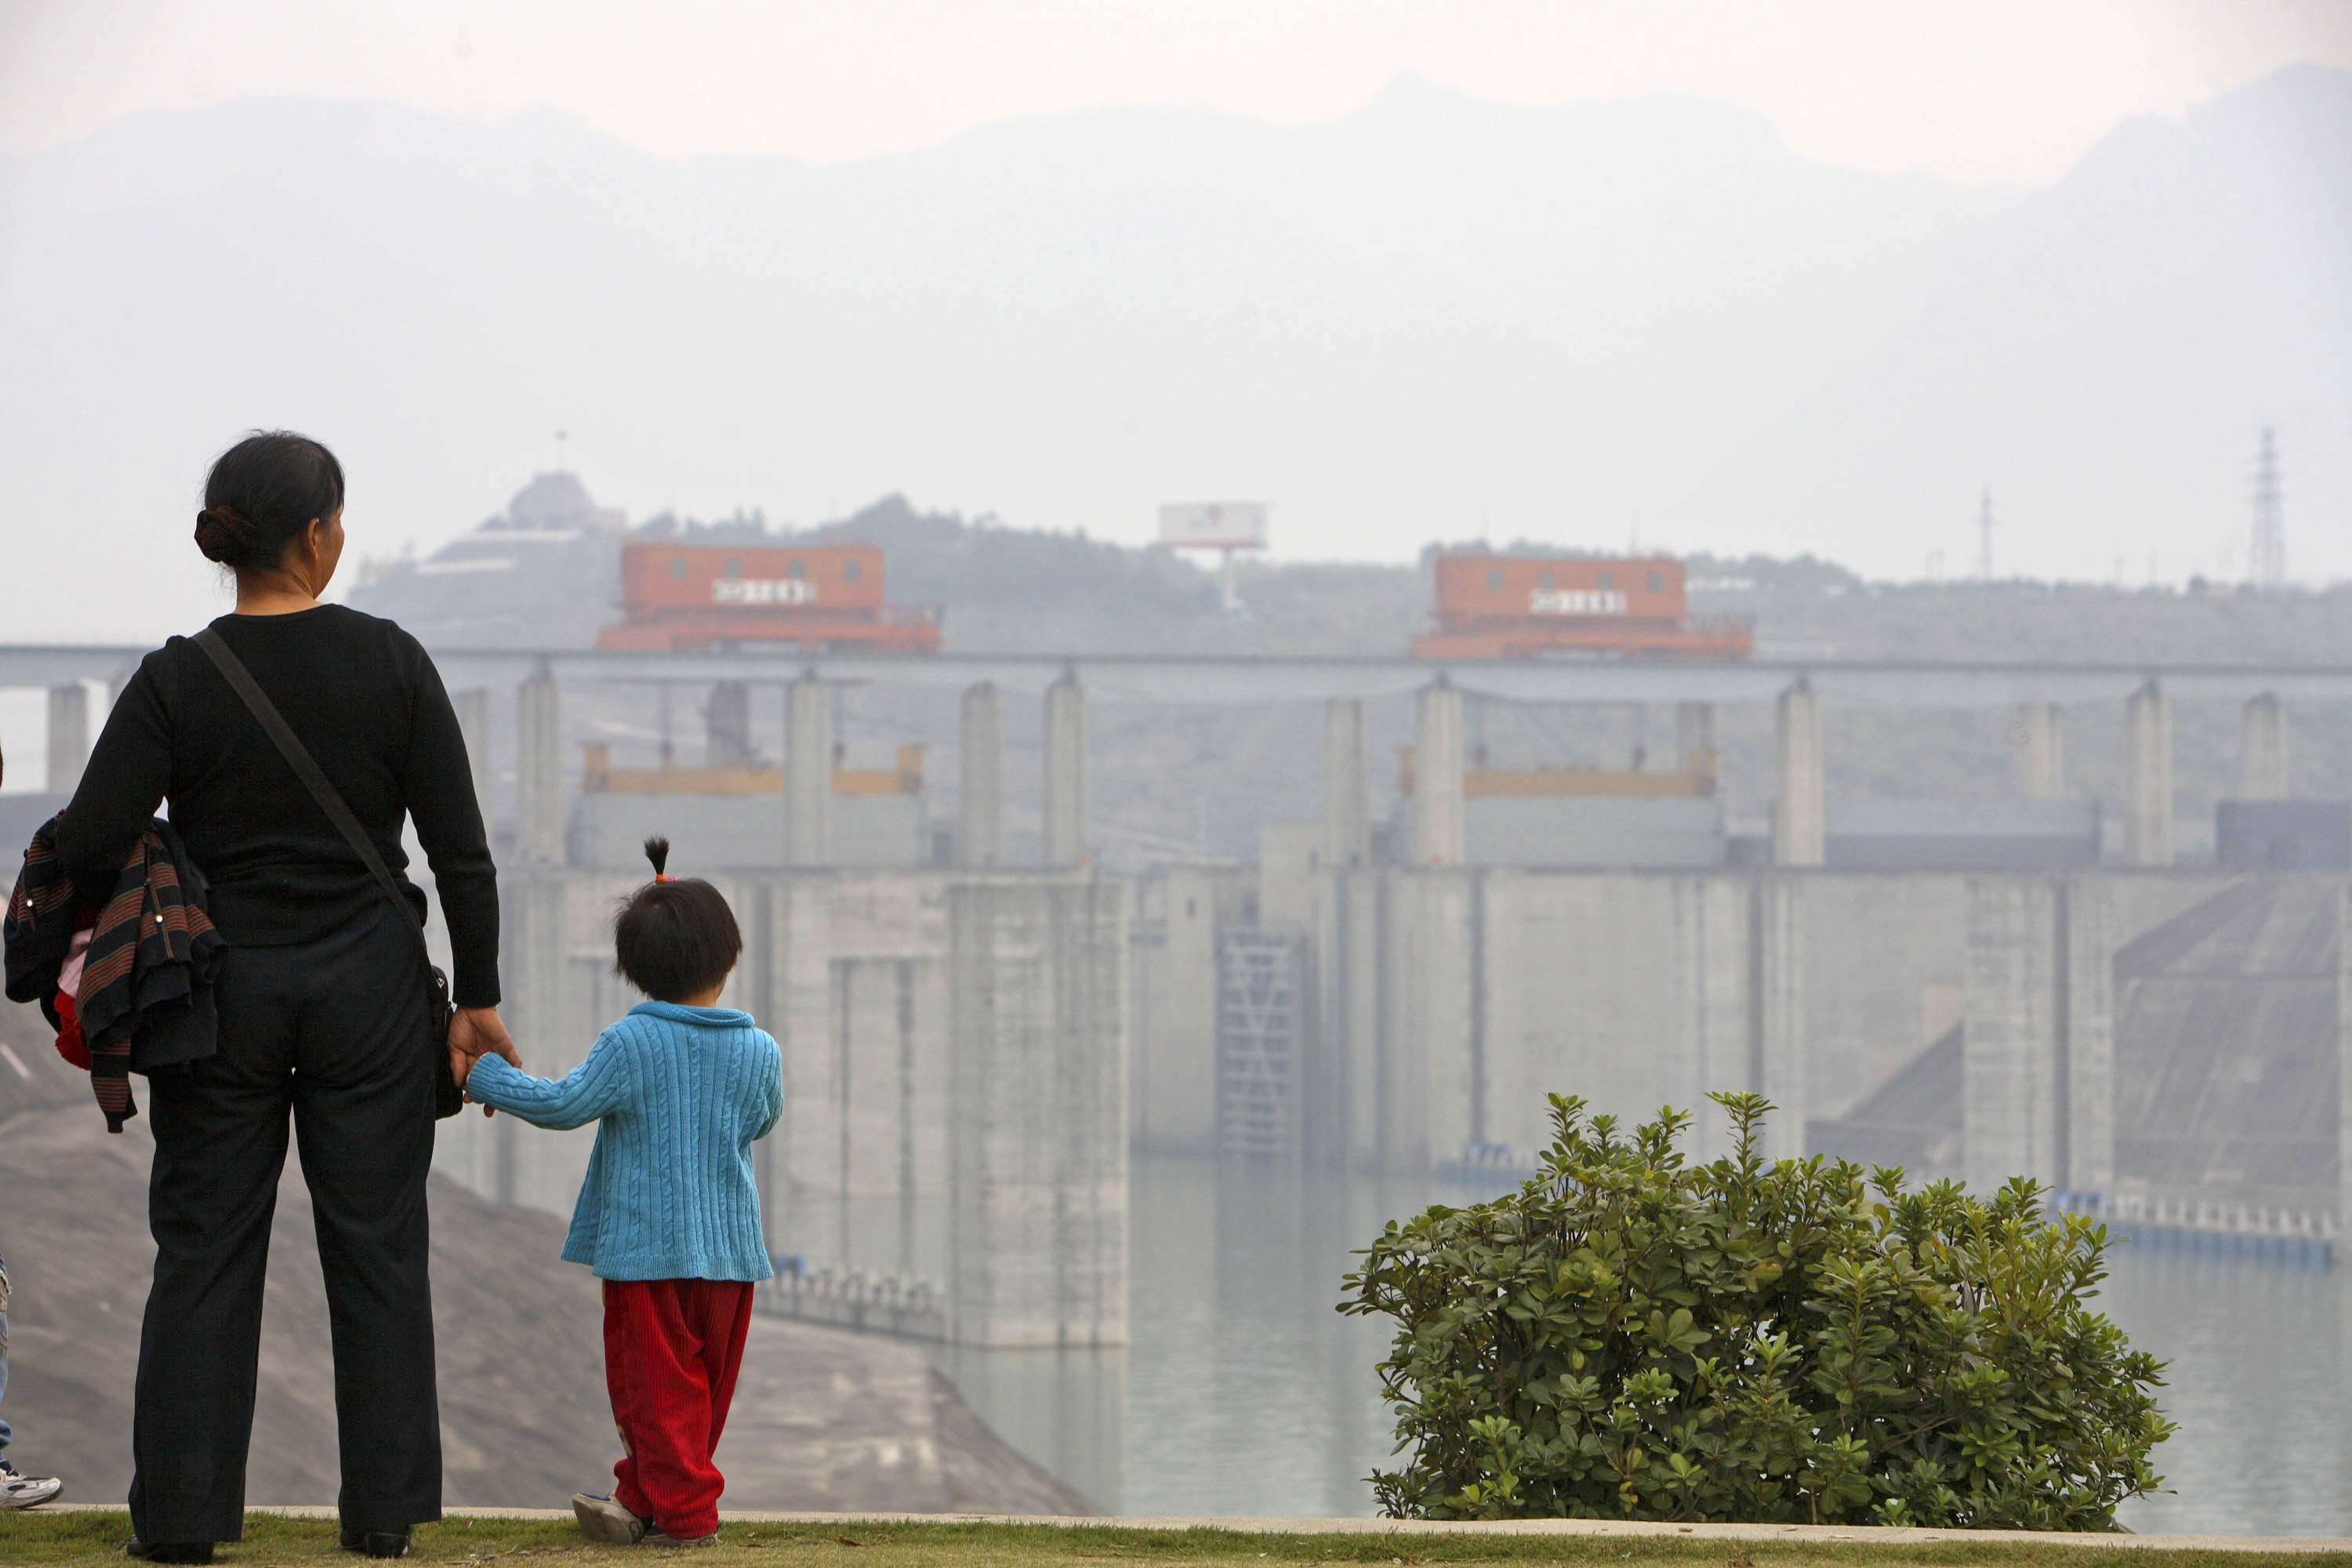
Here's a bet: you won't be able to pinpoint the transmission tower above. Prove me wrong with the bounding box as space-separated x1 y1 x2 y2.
2250 427 2285 589
1976 487 1994 581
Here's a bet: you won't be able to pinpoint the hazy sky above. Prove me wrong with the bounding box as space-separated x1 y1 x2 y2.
0 0 2345 656
5 0 2350 183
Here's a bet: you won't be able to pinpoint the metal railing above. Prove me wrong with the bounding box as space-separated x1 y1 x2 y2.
1434 1142 1537 1191
2049 1189 2335 1268
757 1257 949 1341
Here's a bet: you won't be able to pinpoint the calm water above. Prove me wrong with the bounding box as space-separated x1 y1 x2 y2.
2098 1250 2344 1535
825 1154 2348 1530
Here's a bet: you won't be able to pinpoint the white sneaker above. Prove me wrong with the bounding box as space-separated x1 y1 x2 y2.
0 1457 61 1508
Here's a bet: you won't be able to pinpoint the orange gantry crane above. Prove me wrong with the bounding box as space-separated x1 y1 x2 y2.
1412 550 1751 660
598 541 942 652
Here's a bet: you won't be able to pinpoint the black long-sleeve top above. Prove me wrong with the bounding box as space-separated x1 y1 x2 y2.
56 605 501 1006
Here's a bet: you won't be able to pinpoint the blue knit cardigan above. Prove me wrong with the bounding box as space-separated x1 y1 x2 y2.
466 1000 783 1282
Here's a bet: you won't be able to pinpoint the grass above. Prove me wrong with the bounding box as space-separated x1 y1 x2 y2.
0 1513 2347 1568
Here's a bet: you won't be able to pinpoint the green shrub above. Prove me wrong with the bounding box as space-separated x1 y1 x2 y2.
1338 1093 2172 1528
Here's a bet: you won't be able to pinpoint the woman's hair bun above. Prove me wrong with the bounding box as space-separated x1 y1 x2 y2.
193 504 262 565
195 431 344 573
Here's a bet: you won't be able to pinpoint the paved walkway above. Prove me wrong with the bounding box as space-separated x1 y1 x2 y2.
36 1503 2352 1553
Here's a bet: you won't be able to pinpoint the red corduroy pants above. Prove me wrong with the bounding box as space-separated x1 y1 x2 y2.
602 1278 756 1539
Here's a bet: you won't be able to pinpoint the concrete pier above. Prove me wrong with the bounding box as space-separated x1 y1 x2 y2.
1462 872 1769 1166
706 680 755 768
2240 692 2288 800
1675 702 1716 779
2125 681 2173 866
786 677 832 867
1043 676 1087 869
1130 866 1221 1155
2061 877 2116 1194
1339 870 1382 1172
1322 698 1368 869
1413 682 1465 867
45 683 89 797
516 664 563 864
452 688 492 822
492 869 575 1203
1959 873 2122 1195
763 873 950 1213
1773 681 1824 867
948 878 1128 1348
1379 868 1472 1170
1962 878 2062 1192
1754 877 1808 1160
2013 702 2065 799
959 683 1004 869
1668 877 1750 1162
1298 862 1351 1167
2339 884 2352 1232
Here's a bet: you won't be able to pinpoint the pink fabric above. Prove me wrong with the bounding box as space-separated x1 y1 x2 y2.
54 923 95 1068
58 924 92 996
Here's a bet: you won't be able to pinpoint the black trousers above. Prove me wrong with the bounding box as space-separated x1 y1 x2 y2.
129 905 442 1542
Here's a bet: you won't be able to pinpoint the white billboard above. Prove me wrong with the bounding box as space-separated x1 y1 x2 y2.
1158 501 1269 550
1530 589 1626 616
713 579 816 605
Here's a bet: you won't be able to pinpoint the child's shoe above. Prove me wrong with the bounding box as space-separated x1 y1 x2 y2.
0 1457 61 1509
645 1527 717 1548
572 1492 649 1544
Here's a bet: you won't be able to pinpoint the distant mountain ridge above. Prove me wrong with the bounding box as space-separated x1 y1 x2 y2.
2 67 2345 641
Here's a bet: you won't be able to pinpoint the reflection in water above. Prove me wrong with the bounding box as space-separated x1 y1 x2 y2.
1116 1156 1410 1515
798 1155 2348 1530
922 1155 1418 1515
2101 1249 2343 1536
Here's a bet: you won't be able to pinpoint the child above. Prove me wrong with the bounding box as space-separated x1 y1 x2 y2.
0 1251 66 1511
0 742 64 1515
465 838 782 1549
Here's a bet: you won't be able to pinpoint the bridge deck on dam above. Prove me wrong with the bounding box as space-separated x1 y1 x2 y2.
16 644 2352 706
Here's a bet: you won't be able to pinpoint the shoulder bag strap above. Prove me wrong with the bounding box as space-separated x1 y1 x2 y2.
191 626 429 951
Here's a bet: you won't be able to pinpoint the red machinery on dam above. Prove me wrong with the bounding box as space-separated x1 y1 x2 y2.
1411 550 1752 660
595 538 1744 659
598 541 943 652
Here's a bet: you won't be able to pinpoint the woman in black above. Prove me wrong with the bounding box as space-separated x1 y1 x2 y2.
56 433 517 1563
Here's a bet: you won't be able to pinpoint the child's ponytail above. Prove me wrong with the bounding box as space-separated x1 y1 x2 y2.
614 836 739 1000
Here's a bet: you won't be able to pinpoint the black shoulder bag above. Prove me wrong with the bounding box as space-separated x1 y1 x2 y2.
193 627 463 1119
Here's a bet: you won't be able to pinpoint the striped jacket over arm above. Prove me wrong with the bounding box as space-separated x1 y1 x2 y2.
4 816 223 1131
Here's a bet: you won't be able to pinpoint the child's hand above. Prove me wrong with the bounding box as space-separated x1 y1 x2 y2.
450 1006 521 1116
452 1045 495 1116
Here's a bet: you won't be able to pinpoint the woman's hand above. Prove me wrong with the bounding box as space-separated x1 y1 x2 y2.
449 1005 520 1116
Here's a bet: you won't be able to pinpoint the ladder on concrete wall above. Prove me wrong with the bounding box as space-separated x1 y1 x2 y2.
1217 928 1305 1159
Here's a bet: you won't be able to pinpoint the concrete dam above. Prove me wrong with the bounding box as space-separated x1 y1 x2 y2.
8 644 2350 1352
